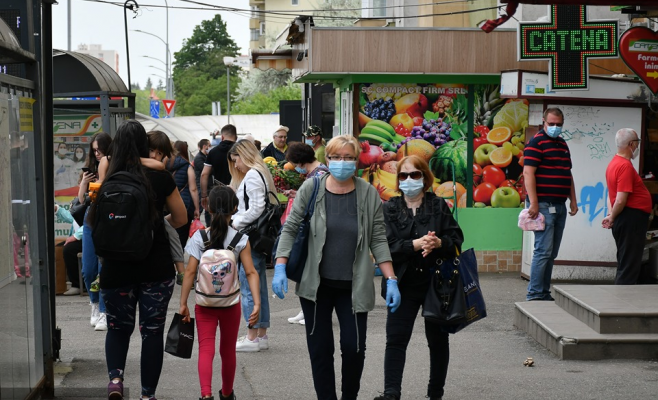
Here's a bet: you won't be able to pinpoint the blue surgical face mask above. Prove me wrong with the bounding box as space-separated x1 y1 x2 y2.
305 139 315 147
399 178 425 197
546 125 562 138
329 160 356 181
295 166 307 174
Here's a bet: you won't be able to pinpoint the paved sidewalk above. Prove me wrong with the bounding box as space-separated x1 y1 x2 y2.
53 272 658 399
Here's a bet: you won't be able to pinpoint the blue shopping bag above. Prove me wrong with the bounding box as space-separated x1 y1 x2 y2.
440 248 487 334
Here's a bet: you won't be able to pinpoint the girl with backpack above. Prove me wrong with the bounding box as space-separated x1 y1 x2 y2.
179 185 261 400
91 120 188 400
227 139 277 352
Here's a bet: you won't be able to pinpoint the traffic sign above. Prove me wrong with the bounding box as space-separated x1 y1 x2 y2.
163 99 176 116
518 5 618 90
150 100 160 119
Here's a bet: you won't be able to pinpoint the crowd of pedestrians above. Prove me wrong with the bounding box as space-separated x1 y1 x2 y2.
67 120 473 400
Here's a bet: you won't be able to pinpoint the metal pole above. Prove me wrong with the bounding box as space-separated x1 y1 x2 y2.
227 65 230 124
124 0 139 90
67 0 71 50
164 0 169 100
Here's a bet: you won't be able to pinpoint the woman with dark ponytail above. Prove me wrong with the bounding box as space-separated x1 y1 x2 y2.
179 185 261 400
93 120 188 400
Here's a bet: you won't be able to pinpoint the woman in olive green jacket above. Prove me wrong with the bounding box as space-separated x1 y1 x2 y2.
272 135 401 400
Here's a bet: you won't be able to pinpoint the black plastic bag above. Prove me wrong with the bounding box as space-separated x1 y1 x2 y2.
165 313 195 359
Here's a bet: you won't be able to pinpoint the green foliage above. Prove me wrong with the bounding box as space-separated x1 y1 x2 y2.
314 0 361 27
232 81 302 115
172 14 241 116
132 88 166 117
234 69 292 102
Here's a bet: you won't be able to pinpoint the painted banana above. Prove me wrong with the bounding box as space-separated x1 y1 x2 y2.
362 124 394 143
358 132 389 146
365 120 396 139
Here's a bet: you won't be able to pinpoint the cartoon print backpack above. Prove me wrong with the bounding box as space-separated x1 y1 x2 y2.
195 229 243 308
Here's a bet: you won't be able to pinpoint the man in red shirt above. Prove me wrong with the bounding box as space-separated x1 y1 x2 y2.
602 128 652 285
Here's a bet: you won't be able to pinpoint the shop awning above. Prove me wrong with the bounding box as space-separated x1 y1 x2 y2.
251 49 293 71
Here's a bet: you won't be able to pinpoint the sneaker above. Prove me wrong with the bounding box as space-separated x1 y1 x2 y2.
235 336 260 352
219 390 236 400
257 335 269 350
95 313 108 331
288 311 304 324
107 380 123 399
90 275 100 292
299 319 305 325
90 302 100 326
63 287 81 296
176 272 184 285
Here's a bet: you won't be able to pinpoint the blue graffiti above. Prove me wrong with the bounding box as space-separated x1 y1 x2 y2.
578 182 608 225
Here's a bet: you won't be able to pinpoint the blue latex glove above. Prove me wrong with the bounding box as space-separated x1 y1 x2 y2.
272 263 288 299
386 279 401 313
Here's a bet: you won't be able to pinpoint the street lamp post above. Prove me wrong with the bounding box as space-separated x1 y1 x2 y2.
124 0 140 90
132 28 171 99
223 57 236 124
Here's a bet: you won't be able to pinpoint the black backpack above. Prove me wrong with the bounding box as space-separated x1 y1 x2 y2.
92 171 154 261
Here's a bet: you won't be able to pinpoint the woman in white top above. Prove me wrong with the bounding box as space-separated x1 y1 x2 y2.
227 139 278 352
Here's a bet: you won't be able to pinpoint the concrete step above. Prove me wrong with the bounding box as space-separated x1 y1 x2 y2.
554 285 658 334
514 301 658 360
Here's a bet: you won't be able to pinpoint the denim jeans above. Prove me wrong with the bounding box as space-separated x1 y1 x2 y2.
82 208 105 312
527 202 567 301
238 250 270 328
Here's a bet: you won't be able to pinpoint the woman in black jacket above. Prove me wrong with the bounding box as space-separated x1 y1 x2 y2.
376 155 464 400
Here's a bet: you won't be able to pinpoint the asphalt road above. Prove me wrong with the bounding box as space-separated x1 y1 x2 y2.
53 271 658 399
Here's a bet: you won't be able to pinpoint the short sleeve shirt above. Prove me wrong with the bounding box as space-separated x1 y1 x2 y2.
185 226 249 262
523 130 573 203
606 155 652 214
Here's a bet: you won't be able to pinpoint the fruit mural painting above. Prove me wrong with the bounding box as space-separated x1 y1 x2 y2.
471 85 529 208
358 83 469 206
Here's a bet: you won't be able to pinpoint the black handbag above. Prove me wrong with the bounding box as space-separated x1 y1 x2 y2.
164 313 195 359
272 177 320 283
241 170 282 258
422 256 467 326
69 196 90 226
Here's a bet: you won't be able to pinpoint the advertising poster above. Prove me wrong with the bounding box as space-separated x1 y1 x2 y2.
471 87 528 208
53 114 102 237
357 83 469 205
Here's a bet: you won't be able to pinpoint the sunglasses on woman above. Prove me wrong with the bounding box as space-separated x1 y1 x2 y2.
398 171 423 181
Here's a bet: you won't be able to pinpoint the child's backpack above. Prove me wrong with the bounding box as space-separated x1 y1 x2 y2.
92 171 154 260
195 229 243 308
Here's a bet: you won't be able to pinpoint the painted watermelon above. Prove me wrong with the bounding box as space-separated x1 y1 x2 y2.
429 139 468 186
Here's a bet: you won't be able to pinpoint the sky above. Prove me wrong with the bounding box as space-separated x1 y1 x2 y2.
52 0 251 90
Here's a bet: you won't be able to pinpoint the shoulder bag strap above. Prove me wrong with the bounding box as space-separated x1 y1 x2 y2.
306 177 320 216
244 169 269 211
199 228 211 251
227 232 244 252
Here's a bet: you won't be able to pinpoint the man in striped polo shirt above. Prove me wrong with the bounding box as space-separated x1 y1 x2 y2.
523 108 578 301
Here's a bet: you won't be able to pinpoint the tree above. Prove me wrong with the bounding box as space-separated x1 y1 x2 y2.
145 77 153 90
157 79 165 91
130 82 141 90
231 80 302 115
313 0 361 28
234 69 292 102
172 14 240 115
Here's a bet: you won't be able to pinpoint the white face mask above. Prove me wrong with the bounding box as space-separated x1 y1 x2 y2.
58 148 67 156
632 145 640 160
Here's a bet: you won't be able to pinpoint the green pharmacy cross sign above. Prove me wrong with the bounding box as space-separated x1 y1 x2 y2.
518 5 618 90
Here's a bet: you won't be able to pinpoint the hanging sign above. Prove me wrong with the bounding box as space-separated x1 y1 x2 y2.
163 99 176 116
618 27 658 95
518 5 618 90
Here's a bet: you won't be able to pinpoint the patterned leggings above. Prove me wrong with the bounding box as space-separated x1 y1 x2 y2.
101 278 175 398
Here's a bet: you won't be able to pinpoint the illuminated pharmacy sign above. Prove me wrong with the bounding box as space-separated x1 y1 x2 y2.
619 27 658 95
518 5 618 90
